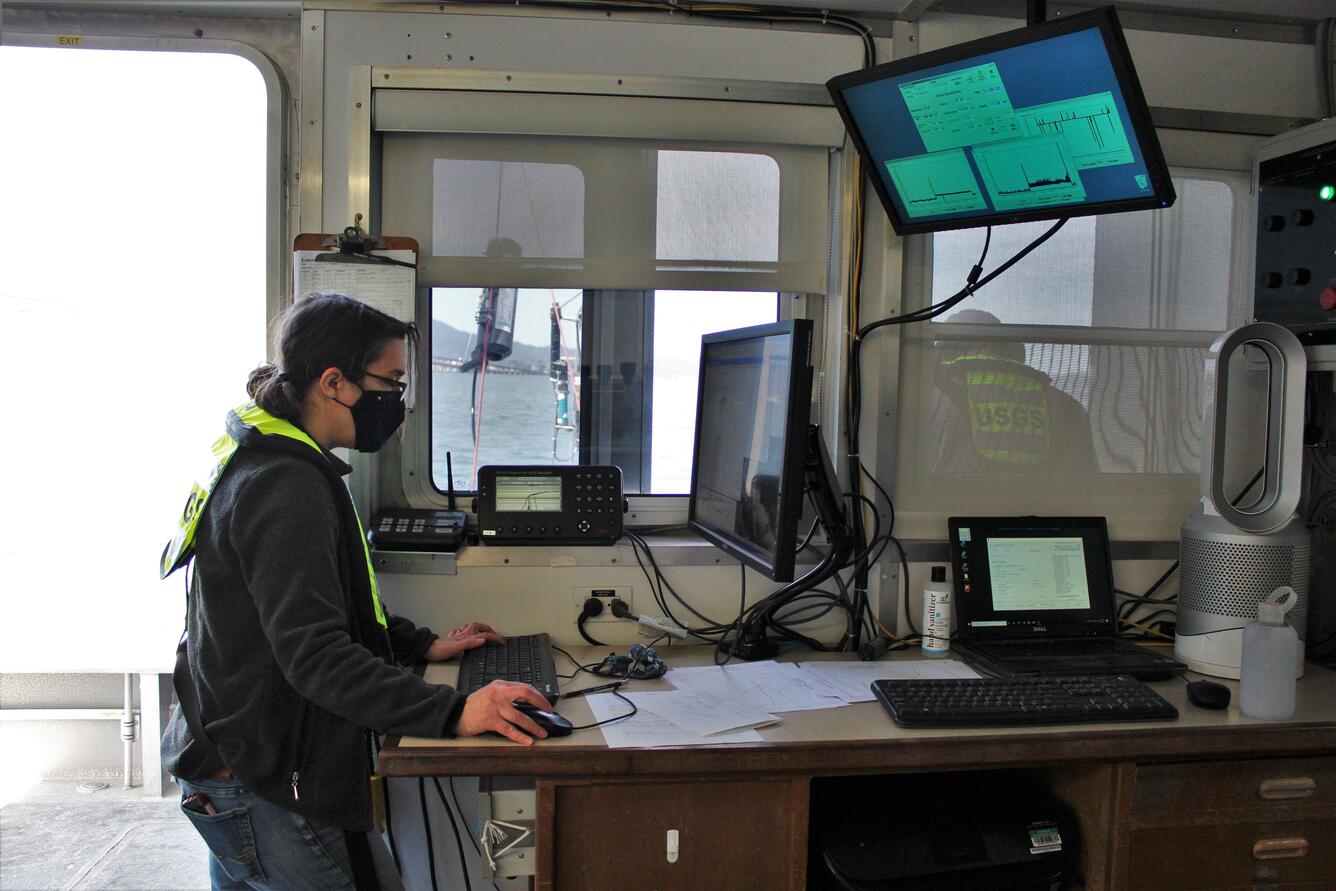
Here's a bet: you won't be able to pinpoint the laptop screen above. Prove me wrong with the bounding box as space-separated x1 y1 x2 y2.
948 516 1117 638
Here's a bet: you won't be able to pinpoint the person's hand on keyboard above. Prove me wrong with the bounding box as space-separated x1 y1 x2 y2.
455 680 551 744
424 622 505 662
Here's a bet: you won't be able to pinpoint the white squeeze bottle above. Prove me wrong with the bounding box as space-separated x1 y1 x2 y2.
1239 586 1301 720
921 565 952 656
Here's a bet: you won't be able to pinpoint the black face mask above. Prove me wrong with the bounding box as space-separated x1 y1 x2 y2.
342 386 405 453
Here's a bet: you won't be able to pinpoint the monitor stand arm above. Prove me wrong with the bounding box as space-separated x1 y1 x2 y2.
726 425 857 662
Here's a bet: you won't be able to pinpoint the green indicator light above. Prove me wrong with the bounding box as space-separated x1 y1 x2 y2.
1320 185 1335 201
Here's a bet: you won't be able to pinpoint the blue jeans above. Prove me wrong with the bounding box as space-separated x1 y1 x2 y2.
179 777 404 891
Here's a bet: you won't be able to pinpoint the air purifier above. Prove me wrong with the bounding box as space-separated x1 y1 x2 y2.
1176 322 1309 679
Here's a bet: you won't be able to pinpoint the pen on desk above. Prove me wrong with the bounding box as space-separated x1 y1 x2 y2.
564 681 624 698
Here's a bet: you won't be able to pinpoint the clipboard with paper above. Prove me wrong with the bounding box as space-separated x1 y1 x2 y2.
292 226 418 324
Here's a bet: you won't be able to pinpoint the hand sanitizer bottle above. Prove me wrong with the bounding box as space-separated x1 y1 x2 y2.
1239 586 1300 720
921 566 952 656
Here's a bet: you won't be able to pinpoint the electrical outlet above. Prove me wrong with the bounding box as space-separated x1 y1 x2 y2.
572 586 634 622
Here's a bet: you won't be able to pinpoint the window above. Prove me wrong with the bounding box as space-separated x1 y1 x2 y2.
429 287 777 495
374 87 843 508
894 172 1249 537
387 140 821 500
0 45 270 669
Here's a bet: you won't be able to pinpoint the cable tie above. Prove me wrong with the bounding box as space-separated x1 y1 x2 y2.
821 8 829 24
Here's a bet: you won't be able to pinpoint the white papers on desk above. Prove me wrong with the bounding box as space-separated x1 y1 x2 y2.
793 659 980 703
665 661 842 714
586 693 764 748
628 691 778 736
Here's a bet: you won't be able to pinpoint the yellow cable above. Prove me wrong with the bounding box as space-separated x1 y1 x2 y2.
1119 617 1175 641
872 616 918 645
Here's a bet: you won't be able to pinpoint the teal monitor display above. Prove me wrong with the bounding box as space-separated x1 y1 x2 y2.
827 7 1174 235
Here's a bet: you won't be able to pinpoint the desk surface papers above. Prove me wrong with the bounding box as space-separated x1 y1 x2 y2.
664 661 839 714
587 693 764 748
628 690 778 736
792 659 980 703
587 657 980 746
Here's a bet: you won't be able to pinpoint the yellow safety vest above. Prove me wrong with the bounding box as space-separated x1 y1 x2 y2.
941 353 1052 466
160 402 386 627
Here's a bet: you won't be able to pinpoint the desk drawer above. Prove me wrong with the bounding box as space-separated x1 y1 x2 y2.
551 778 806 891
1126 821 1335 889
1133 758 1336 816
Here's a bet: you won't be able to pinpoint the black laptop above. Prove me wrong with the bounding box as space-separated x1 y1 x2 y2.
948 517 1185 681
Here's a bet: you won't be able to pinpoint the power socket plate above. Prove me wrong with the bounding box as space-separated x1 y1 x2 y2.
572 586 634 623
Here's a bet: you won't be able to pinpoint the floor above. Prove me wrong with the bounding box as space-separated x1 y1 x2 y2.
0 780 210 891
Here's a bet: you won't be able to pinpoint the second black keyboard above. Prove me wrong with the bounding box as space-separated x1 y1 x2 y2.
872 675 1178 728
456 632 560 704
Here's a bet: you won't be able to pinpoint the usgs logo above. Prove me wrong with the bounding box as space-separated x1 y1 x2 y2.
971 401 1049 432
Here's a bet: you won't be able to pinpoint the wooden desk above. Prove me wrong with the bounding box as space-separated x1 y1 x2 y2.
382 648 1336 890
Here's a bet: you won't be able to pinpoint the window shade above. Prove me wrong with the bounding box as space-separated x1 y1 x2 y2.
892 172 1250 539
376 90 839 292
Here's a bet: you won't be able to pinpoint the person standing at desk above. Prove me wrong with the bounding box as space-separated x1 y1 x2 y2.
160 292 551 891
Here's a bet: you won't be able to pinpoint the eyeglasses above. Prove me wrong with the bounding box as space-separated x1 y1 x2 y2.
360 370 408 399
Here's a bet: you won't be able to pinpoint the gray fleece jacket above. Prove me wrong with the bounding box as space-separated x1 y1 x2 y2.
162 414 463 830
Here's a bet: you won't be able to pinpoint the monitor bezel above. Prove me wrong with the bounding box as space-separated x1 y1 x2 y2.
826 6 1175 236
687 319 814 583
947 515 1118 639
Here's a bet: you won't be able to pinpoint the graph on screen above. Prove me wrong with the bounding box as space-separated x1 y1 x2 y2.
1016 92 1133 169
885 149 988 218
973 136 1087 211
495 475 563 512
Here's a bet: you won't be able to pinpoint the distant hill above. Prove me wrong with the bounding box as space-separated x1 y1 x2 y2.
432 319 550 371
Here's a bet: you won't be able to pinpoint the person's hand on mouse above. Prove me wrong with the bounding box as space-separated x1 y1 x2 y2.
424 622 505 662
455 680 550 744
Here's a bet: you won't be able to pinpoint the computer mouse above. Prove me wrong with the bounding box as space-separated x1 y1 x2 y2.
1186 680 1231 710
512 701 573 737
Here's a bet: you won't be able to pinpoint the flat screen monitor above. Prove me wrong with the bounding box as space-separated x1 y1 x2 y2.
827 6 1175 235
689 320 813 582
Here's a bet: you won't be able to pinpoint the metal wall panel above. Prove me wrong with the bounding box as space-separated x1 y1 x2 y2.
319 9 867 230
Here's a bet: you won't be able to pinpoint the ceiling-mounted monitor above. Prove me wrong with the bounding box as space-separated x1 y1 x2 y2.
827 6 1175 236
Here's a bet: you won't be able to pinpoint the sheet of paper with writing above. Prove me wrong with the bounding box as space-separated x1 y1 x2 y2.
293 249 416 322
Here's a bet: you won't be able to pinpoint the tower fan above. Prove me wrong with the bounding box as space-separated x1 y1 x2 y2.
1176 322 1310 679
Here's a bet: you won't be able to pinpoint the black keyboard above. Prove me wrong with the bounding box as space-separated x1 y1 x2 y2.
872 675 1178 728
456 632 560 704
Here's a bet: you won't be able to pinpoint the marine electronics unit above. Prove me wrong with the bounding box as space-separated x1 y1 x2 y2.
367 509 466 552
826 6 1175 235
475 464 624 545
1176 323 1310 679
1252 117 1336 363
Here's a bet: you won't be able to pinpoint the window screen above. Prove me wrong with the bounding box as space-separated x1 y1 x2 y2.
381 134 830 292
894 172 1248 538
432 159 585 260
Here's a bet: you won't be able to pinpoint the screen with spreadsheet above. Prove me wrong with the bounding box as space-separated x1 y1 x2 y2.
827 7 1174 234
